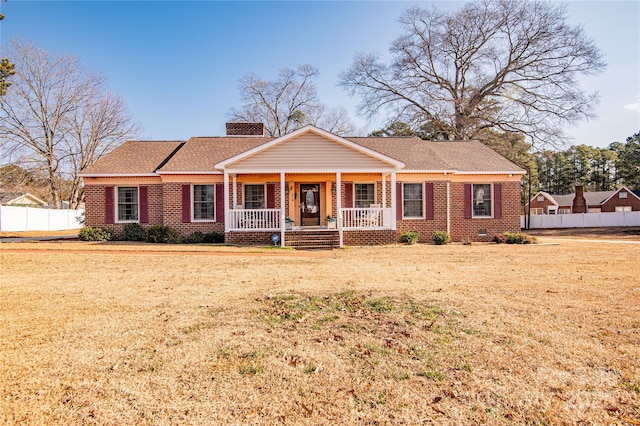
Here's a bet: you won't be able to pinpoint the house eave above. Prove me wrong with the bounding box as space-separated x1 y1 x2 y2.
156 171 223 175
454 170 526 175
80 173 159 178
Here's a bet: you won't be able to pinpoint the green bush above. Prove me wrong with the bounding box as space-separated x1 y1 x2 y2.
185 231 205 244
122 223 146 241
399 231 419 245
203 231 225 244
145 225 181 244
78 226 115 242
503 232 537 244
432 231 451 245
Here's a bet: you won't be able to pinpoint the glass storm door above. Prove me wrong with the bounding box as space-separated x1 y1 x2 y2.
300 184 320 226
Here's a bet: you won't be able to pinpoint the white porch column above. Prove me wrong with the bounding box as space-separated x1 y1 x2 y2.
382 173 387 211
280 172 286 247
223 172 230 232
232 175 237 208
336 172 343 247
391 171 397 230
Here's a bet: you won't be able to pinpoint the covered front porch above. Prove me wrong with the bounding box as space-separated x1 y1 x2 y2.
222 171 398 248
213 126 406 248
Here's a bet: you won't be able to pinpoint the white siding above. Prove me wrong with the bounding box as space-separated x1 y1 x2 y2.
228 133 392 171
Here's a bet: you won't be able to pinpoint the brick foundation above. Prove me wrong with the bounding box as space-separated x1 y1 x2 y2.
343 229 397 246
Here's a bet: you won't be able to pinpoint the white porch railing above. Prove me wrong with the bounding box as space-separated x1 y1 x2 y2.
341 207 391 229
228 209 280 231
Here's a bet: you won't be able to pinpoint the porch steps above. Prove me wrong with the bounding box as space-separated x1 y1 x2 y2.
285 230 340 250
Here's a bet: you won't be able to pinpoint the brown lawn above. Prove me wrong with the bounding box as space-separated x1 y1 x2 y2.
1 238 639 425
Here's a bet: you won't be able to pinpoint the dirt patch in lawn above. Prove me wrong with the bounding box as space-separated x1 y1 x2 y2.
1 242 639 424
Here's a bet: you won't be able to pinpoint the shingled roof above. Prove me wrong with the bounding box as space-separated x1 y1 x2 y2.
82 129 524 176
82 141 184 175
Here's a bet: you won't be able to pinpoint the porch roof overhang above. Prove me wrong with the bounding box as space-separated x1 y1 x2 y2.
214 125 405 173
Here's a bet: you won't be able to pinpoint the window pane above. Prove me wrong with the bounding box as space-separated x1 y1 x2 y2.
193 185 214 220
355 183 375 208
244 185 265 209
403 183 423 217
473 184 492 216
117 187 138 221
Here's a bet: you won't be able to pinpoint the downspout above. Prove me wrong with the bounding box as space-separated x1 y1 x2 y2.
446 179 451 235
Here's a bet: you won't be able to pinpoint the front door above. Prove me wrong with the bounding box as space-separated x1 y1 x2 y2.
300 184 320 226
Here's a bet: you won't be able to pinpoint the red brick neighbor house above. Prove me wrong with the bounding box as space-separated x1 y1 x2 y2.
81 124 525 248
526 185 640 215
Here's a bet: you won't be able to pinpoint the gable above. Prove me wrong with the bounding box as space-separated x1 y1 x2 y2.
221 130 400 172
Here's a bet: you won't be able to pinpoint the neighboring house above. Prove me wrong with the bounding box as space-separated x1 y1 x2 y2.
81 124 525 247
0 192 48 208
526 185 640 215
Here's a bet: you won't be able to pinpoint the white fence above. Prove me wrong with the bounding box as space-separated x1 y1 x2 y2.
0 206 84 231
521 211 640 229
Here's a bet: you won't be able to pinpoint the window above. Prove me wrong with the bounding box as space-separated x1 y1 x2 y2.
472 184 492 217
619 191 628 199
537 195 544 202
615 206 631 212
530 208 543 215
244 184 265 209
558 208 571 214
193 185 214 221
117 187 138 222
354 183 375 208
403 183 423 218
588 207 602 213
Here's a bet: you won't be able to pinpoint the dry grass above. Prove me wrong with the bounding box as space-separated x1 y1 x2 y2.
1 239 639 425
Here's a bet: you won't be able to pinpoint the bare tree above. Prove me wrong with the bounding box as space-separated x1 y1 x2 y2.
62 93 140 208
0 40 139 208
340 0 606 147
228 64 356 137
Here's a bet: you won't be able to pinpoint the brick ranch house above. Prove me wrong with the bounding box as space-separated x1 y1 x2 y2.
526 185 640 215
81 124 525 248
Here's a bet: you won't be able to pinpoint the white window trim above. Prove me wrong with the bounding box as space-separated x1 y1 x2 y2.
115 186 139 223
354 182 377 208
192 184 216 222
472 183 493 219
243 183 267 210
402 182 425 219
619 191 628 199
615 206 632 212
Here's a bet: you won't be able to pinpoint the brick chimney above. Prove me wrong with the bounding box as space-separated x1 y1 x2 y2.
225 122 264 136
572 185 587 213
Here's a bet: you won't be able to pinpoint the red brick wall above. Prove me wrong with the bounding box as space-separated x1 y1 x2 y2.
226 231 274 246
84 185 106 228
528 194 557 214
395 181 448 243
449 181 521 242
601 190 640 212
343 230 396 246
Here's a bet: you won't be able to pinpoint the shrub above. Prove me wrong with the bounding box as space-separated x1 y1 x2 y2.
399 231 419 245
493 234 507 244
145 225 181 244
503 232 537 244
432 231 451 245
122 223 146 241
185 231 205 244
203 231 225 244
78 226 115 242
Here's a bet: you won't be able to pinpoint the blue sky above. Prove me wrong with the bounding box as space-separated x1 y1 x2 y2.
1 1 638 149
